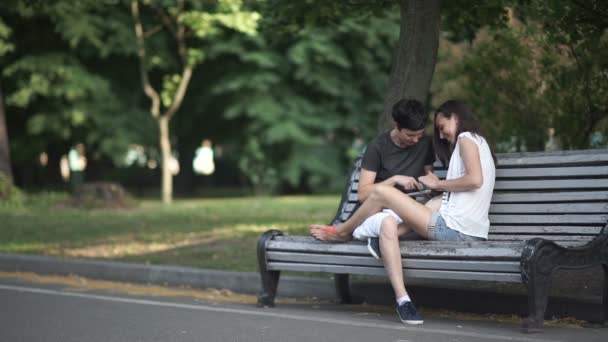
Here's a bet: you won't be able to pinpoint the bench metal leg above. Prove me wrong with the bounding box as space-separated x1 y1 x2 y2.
522 270 551 333
521 225 608 332
335 274 352 303
334 273 365 304
603 264 608 324
257 230 283 307
521 238 555 333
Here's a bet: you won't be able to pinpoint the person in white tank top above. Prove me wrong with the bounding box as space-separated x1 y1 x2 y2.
309 100 496 325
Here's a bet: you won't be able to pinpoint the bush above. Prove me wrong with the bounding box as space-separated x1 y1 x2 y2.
0 173 25 208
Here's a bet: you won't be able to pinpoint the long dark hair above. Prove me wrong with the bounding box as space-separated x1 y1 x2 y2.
433 100 496 166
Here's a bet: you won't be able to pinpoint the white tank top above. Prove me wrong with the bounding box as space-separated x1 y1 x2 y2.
439 132 496 239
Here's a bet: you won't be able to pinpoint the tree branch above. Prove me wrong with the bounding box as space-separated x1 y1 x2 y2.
175 0 188 65
151 0 187 65
131 0 161 119
164 65 193 120
566 42 594 114
151 2 177 36
144 24 163 38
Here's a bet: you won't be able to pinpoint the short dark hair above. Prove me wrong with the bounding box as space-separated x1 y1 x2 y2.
392 99 427 131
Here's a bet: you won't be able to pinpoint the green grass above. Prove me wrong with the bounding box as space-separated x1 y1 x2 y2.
0 193 339 272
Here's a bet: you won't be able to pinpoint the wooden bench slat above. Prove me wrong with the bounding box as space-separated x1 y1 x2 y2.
267 263 522 282
436 166 608 179
496 166 608 178
267 236 591 257
490 191 608 203
487 235 593 241
489 203 608 214
349 190 608 206
489 214 608 224
488 225 602 234
267 251 521 272
494 179 608 190
268 239 523 259
496 150 608 166
351 191 608 204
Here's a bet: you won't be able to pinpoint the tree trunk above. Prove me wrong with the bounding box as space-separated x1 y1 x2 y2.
0 81 13 183
379 0 441 131
158 115 173 203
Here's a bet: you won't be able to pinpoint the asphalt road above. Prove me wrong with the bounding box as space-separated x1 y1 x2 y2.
0 277 605 342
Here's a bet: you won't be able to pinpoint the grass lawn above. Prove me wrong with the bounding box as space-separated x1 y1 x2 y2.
0 193 339 272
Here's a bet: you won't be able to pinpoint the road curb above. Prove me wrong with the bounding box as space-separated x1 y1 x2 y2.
0 253 336 299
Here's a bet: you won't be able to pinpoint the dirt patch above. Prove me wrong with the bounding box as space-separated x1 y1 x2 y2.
0 271 312 306
58 182 137 209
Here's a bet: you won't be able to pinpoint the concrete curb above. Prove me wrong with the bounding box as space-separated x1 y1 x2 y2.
0 253 336 299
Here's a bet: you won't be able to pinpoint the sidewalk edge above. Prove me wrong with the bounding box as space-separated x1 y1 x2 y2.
0 253 336 299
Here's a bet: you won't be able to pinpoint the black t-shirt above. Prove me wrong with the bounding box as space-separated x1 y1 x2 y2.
361 131 435 183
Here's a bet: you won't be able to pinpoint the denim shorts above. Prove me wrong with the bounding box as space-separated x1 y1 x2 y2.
427 212 486 241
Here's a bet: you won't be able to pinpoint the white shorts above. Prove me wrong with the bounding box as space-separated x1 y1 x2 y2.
352 209 403 240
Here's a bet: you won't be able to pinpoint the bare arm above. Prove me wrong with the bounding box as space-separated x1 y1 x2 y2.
357 168 377 202
358 168 421 202
418 137 483 192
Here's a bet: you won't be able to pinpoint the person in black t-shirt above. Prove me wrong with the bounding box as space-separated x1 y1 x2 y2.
311 98 435 239
310 98 437 324
349 99 436 240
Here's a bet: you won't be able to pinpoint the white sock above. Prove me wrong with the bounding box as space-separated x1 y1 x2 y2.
396 295 411 306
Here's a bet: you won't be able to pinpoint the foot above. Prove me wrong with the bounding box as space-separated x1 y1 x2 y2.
309 224 350 242
367 237 381 259
396 301 424 325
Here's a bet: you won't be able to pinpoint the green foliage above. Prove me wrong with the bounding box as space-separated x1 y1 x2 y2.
209 8 399 192
440 0 512 42
0 1 154 168
460 27 549 151
33 0 136 57
4 54 105 108
258 0 395 34
3 0 606 195
433 1 608 151
238 137 279 194
161 73 182 108
182 5 260 39
2 52 147 163
526 0 608 149
0 18 14 56
0 173 24 208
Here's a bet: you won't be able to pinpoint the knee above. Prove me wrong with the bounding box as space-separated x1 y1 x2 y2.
380 216 398 240
370 185 391 203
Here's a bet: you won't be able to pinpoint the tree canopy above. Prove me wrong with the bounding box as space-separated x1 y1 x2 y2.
1 0 606 195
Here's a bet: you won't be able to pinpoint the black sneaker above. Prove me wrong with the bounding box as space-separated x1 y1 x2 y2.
396 301 424 325
367 237 381 259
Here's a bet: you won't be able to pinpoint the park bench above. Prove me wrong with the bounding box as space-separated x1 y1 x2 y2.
256 149 608 332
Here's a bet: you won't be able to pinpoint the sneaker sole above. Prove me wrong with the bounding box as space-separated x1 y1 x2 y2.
396 308 424 325
367 240 381 260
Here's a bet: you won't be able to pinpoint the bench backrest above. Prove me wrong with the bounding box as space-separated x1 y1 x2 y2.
331 149 608 244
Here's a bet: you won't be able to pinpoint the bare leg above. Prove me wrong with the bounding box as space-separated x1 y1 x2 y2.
310 191 385 241
425 195 442 212
311 187 435 241
351 185 433 239
380 216 408 299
